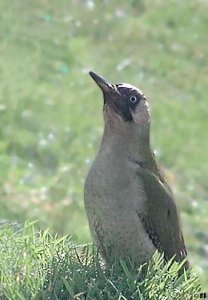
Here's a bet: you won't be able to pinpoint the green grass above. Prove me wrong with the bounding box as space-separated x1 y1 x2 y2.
0 222 201 300
0 0 207 290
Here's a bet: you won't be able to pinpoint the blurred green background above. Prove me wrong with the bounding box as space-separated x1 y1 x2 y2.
0 0 207 288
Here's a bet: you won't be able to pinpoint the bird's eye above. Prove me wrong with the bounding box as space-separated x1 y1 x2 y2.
129 96 137 103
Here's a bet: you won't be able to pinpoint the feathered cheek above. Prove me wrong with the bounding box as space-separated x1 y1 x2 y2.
131 102 150 125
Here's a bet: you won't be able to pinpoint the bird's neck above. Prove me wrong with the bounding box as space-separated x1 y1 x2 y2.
99 126 152 163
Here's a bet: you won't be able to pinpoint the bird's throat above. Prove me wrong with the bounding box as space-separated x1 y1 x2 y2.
100 127 152 164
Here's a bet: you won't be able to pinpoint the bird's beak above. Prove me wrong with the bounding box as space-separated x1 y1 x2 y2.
89 71 114 94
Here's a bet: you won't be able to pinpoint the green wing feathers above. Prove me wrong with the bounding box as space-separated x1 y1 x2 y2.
137 166 189 270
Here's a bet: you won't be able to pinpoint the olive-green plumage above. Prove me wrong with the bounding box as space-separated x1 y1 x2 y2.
84 71 189 270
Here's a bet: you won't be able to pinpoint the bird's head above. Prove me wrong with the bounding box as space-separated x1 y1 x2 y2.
89 71 150 144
